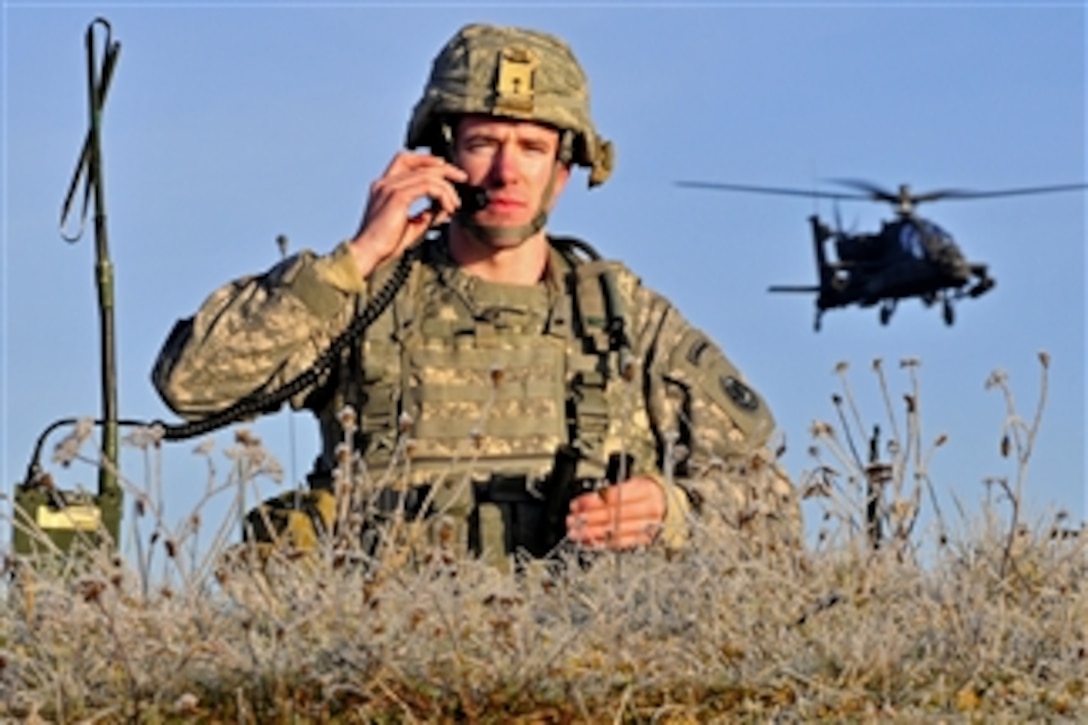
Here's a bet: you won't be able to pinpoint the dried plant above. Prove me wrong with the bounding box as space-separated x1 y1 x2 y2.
1 355 1084 721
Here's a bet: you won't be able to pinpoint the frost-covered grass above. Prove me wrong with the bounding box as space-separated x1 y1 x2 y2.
2 356 1084 722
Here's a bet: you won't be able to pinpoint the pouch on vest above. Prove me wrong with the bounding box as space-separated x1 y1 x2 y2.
243 489 337 552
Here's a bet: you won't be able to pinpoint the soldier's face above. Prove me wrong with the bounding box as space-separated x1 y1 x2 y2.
452 114 571 228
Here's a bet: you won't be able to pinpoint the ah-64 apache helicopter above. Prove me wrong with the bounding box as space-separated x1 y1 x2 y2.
676 179 1088 331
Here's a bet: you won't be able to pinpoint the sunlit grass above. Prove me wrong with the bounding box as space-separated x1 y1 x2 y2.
2 355 1084 721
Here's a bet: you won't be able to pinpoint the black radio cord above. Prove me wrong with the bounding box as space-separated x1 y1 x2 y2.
22 242 423 486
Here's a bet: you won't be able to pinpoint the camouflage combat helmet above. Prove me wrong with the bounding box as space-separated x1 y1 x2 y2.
406 23 614 187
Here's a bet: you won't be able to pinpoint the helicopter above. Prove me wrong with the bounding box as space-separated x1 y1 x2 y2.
676 179 1088 331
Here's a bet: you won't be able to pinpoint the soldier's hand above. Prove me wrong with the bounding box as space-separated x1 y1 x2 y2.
565 476 666 550
348 152 467 279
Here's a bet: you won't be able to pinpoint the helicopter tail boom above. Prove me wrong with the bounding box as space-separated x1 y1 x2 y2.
768 285 820 293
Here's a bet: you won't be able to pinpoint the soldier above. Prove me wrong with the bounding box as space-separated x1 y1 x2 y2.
152 23 800 570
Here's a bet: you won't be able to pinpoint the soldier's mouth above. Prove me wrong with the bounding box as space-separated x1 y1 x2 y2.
485 197 527 210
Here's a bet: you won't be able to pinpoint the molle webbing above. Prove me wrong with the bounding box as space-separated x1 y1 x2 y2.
354 235 628 483
566 256 626 478
405 342 567 479
350 252 423 471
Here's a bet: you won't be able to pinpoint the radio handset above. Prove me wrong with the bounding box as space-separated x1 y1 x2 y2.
452 182 490 214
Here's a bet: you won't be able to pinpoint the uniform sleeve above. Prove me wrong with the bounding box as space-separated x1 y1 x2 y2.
629 280 803 553
151 242 364 419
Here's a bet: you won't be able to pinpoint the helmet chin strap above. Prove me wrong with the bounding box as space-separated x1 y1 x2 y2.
455 166 559 249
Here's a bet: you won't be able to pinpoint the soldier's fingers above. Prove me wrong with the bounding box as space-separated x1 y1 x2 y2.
567 495 650 526
567 491 617 519
377 153 468 203
566 498 661 533
353 175 454 264
570 513 661 535
567 517 660 549
567 487 629 513
573 520 661 545
380 150 454 177
595 481 658 507
403 207 450 245
603 523 661 549
384 166 471 218
569 479 663 516
369 171 456 213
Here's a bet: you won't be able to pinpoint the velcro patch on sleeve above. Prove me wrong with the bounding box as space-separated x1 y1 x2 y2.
668 329 774 440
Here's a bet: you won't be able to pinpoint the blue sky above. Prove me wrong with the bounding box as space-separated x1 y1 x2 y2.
3 2 1085 554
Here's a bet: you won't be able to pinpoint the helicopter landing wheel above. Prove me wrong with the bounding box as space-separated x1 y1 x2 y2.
942 297 955 326
879 300 895 325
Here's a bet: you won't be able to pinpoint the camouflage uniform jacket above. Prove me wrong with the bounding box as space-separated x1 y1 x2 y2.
153 231 801 550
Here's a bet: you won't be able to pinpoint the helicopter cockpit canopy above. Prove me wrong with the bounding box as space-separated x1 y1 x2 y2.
899 219 954 260
897 222 927 260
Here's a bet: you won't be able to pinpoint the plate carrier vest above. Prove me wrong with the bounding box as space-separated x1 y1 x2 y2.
313 232 657 563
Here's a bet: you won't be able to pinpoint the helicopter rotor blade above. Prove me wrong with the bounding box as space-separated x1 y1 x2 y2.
825 178 900 204
678 178 1087 216
831 179 1088 206
912 182 1088 202
675 180 869 202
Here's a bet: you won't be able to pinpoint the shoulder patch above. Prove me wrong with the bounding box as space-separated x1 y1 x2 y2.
667 328 774 443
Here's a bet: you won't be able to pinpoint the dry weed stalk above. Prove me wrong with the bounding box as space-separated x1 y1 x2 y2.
802 357 946 562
